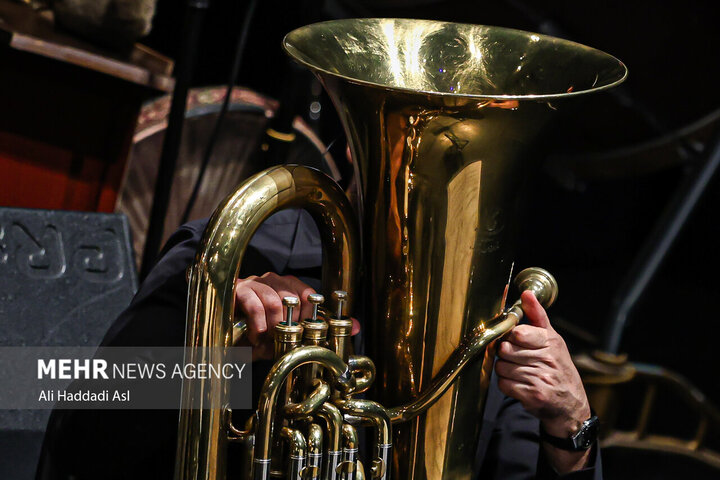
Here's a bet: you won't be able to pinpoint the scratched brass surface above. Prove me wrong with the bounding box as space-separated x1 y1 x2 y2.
284 18 626 480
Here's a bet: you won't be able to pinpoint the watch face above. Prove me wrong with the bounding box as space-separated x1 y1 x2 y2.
578 431 594 449
574 417 599 450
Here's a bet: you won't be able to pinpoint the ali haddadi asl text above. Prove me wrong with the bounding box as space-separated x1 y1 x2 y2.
38 389 130 403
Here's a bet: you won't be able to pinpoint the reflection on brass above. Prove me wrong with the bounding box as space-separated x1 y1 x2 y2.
175 18 625 480
306 423 324 480
280 427 307 480
283 379 330 418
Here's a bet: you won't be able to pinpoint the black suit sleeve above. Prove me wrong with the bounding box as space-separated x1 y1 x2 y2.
477 384 602 480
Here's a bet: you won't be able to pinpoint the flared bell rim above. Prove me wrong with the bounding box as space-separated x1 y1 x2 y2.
283 18 627 101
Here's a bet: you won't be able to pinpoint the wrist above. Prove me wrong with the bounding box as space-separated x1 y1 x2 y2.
540 406 598 454
540 402 592 438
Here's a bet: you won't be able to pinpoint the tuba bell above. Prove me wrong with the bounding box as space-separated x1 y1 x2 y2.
175 18 627 480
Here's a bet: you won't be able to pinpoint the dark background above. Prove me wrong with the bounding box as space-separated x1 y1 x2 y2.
144 0 720 412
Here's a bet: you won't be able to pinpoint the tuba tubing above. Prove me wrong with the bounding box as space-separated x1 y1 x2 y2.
176 165 558 480
175 165 358 480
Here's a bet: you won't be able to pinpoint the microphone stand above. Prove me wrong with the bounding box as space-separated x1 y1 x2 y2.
140 0 209 279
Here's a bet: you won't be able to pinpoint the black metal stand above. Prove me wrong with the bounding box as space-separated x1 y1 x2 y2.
603 129 720 353
140 0 209 280
179 0 258 225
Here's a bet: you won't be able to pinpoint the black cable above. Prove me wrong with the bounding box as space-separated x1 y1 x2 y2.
140 0 209 280
179 0 259 225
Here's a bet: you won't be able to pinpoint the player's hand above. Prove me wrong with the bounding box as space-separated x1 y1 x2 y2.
495 291 591 439
234 272 359 360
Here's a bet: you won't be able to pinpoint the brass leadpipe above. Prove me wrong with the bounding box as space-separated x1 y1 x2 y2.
387 268 558 424
386 313 518 424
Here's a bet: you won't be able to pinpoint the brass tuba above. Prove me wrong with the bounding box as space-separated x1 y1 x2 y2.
175 18 627 480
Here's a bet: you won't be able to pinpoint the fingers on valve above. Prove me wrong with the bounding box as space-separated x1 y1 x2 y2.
279 274 317 321
249 282 284 330
235 286 267 346
257 273 316 322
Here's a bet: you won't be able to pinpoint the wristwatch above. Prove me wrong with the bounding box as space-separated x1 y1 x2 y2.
540 414 599 451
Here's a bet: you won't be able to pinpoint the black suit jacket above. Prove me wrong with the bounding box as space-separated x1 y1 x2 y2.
38 209 601 480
